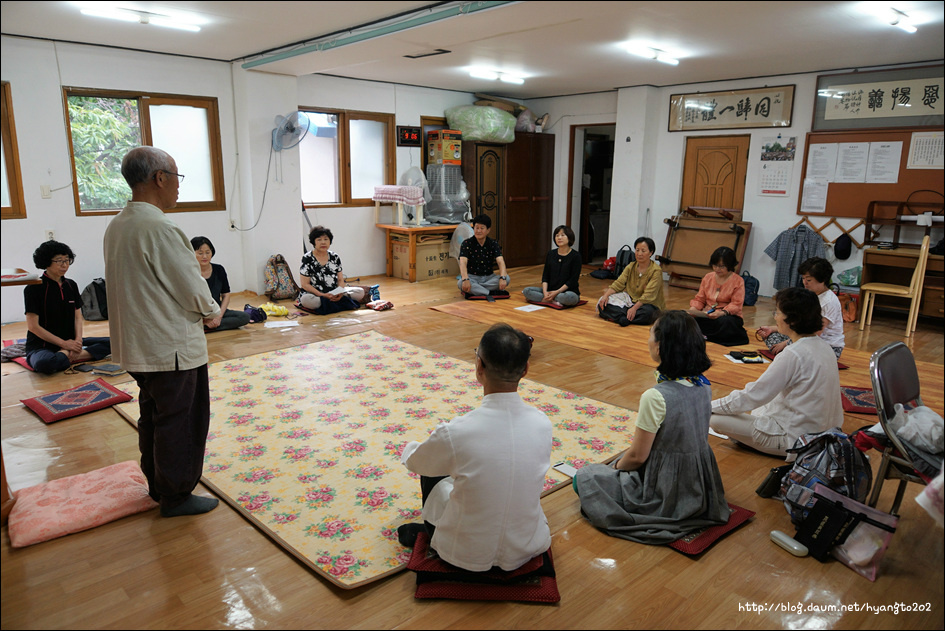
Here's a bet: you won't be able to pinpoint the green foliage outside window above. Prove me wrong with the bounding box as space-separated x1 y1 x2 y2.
67 96 141 211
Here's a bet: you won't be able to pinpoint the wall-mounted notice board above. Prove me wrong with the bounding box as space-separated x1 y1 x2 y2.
797 128 944 218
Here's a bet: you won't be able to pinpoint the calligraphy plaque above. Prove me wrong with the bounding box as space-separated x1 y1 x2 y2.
669 85 794 132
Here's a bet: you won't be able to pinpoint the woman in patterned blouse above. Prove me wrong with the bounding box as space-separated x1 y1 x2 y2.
297 226 364 314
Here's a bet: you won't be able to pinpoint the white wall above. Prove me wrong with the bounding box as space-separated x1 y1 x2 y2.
0 36 241 322
3 34 928 324
293 75 475 282
524 92 619 243
0 37 476 323
526 74 883 297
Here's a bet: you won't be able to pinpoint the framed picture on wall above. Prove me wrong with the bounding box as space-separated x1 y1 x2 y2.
812 65 944 131
668 85 794 132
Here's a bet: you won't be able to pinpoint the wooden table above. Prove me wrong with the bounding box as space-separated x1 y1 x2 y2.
376 224 458 283
1 268 40 286
862 247 944 319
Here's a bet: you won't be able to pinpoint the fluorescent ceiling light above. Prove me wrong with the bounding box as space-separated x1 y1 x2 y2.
75 2 203 32
80 7 139 22
469 67 526 84
655 53 679 66
469 68 499 80
499 74 525 85
622 42 679 65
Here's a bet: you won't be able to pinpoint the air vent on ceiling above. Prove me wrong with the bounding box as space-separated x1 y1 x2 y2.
404 49 452 59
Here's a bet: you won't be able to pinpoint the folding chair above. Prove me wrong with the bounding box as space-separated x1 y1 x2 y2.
867 342 928 515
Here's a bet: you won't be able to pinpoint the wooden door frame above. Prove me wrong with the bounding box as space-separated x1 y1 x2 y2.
566 123 616 228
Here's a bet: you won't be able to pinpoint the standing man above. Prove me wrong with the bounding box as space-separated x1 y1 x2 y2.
457 214 511 298
104 146 222 517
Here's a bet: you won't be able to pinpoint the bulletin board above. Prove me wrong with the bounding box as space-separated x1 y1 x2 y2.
797 128 944 218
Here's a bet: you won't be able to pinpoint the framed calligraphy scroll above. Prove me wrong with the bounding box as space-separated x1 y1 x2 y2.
813 65 944 131
668 85 794 132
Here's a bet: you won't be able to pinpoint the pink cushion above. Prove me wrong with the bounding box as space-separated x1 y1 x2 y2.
8 461 157 547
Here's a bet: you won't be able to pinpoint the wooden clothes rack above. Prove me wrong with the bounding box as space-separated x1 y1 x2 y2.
790 216 867 249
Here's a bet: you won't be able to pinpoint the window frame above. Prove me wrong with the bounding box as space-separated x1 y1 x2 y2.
63 87 226 216
1 81 27 220
299 107 395 208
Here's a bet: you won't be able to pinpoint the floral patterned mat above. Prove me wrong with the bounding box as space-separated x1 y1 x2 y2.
114 331 637 589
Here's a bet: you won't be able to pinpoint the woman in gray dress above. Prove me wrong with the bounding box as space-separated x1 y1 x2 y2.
573 311 729 544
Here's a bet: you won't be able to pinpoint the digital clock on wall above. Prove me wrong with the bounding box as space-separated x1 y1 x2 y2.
396 126 423 147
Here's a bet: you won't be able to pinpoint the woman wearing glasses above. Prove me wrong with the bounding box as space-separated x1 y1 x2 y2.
686 246 749 346
709 287 842 456
23 241 111 373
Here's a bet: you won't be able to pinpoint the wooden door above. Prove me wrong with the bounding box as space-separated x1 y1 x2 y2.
474 144 504 244
680 135 750 210
505 133 554 267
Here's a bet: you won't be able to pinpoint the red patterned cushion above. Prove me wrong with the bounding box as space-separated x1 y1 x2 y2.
407 532 560 603
20 378 133 424
840 386 877 414
669 503 755 555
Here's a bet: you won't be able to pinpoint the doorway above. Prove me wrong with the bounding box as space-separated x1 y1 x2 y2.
567 124 615 264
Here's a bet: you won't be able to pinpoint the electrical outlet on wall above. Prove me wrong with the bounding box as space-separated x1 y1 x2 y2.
46 230 55 241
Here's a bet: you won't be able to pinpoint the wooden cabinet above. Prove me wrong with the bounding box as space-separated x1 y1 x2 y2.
461 132 554 267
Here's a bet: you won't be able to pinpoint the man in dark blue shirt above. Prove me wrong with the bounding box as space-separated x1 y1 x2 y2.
457 214 510 298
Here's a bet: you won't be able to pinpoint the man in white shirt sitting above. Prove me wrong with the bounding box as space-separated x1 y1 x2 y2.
399 323 552 572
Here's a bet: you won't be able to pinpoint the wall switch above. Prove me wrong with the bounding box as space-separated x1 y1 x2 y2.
41 185 52 198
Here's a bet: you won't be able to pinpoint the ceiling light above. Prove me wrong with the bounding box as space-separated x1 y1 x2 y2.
655 53 679 66
79 7 139 23
469 68 499 81
76 2 202 32
622 43 679 65
889 8 917 32
499 74 525 85
468 67 526 85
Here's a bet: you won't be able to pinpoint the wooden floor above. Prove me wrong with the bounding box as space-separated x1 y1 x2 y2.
2 267 943 630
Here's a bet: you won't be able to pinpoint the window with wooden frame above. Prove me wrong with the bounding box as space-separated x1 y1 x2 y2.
63 88 225 215
299 108 395 207
1 82 27 220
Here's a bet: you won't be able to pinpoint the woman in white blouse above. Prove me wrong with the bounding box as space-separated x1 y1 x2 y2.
709 287 842 457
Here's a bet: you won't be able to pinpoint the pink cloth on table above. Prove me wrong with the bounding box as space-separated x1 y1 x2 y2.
7 460 158 547
372 185 424 206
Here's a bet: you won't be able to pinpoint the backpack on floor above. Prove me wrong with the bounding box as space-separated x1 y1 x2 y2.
614 245 633 278
741 270 759 306
780 428 872 525
80 278 108 320
264 254 300 300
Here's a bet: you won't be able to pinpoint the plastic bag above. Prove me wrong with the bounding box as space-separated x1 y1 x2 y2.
814 483 898 581
515 109 536 132
445 105 515 143
837 266 862 286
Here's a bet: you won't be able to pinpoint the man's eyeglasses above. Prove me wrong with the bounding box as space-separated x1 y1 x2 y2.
158 170 185 183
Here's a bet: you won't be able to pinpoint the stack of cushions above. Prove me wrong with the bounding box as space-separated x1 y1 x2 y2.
406 532 560 603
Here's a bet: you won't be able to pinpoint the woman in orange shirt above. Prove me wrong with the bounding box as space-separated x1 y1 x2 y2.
687 246 749 346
